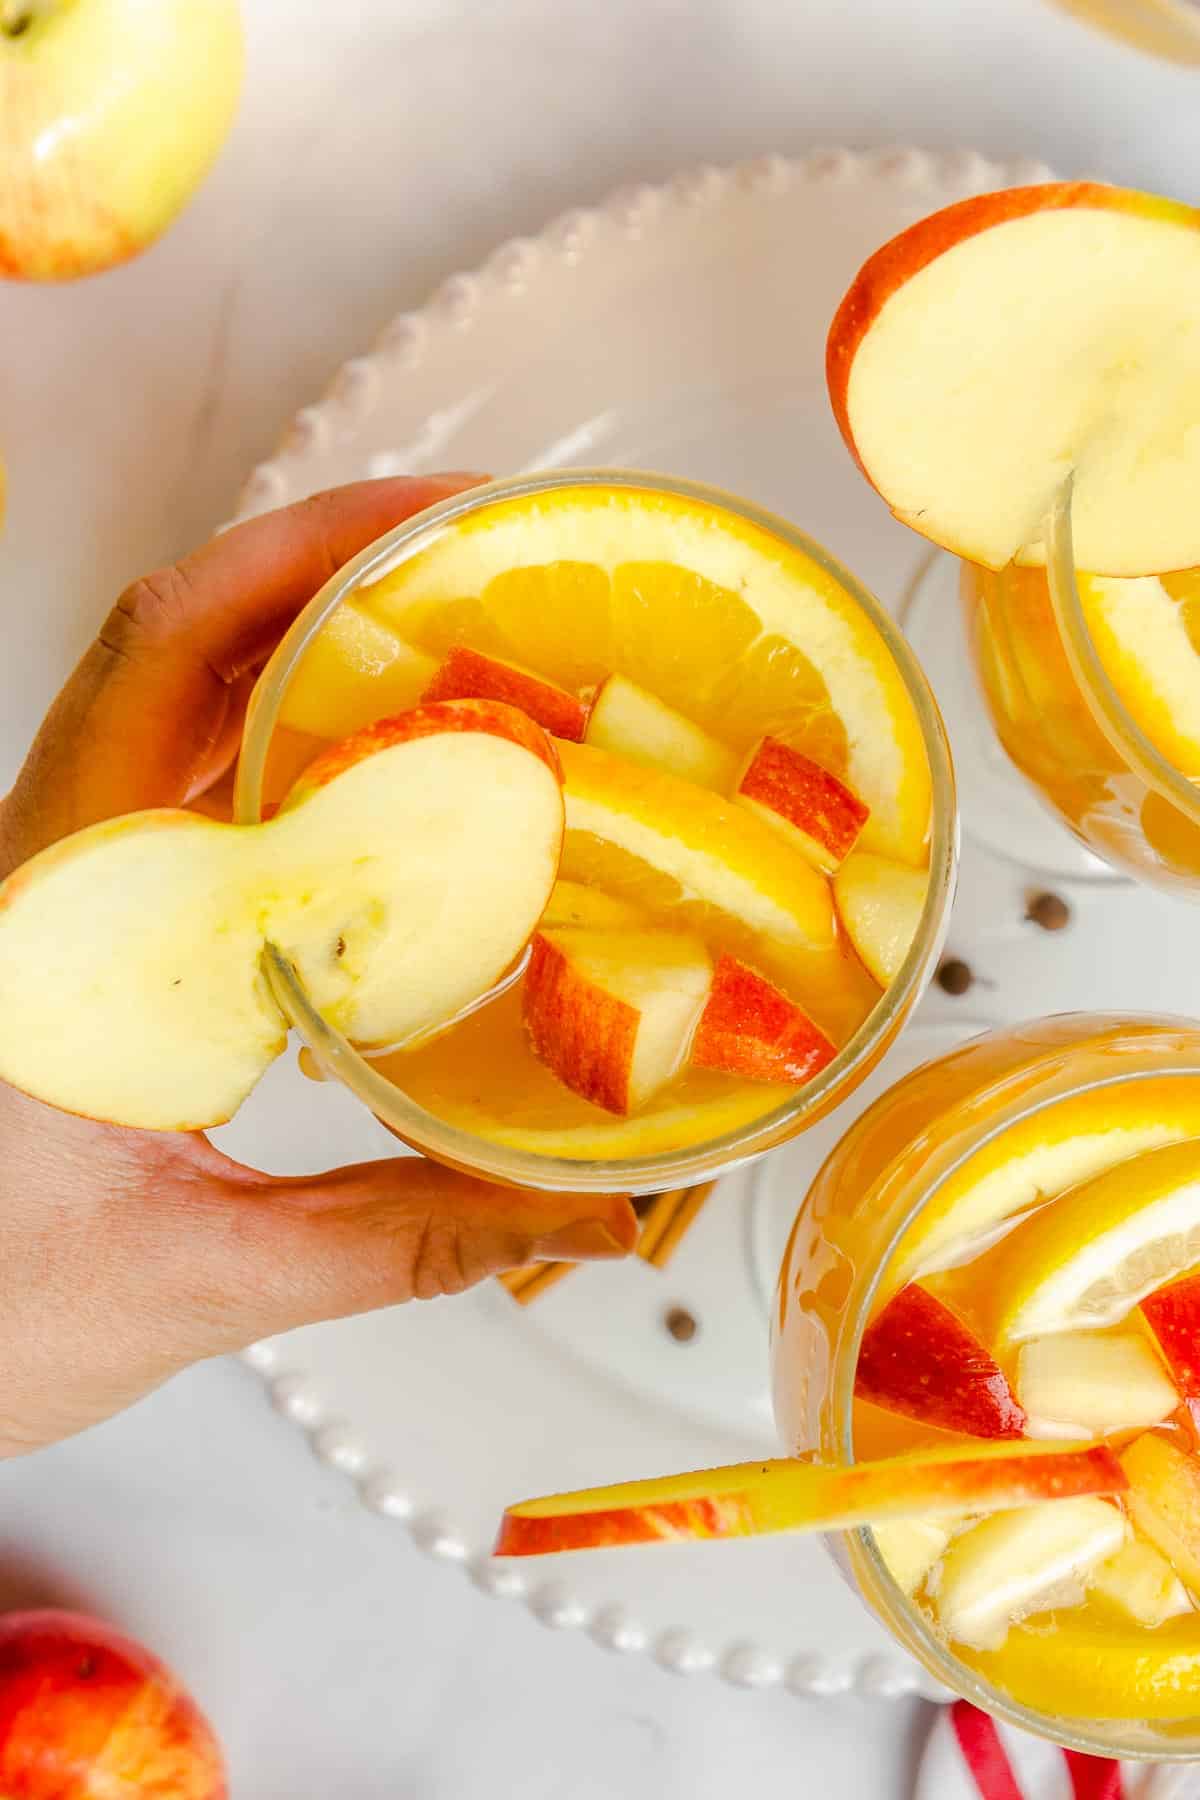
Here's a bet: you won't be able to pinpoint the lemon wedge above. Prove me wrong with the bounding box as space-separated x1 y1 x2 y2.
986 1140 1200 1343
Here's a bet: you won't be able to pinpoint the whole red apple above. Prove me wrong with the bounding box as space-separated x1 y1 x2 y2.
0 0 243 280
0 1611 226 1798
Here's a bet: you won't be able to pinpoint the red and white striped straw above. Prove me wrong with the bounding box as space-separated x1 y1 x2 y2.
914 1702 1198 1800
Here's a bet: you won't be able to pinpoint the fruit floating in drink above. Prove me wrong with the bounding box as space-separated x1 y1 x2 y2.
236 473 953 1176
825 181 1200 891
497 1017 1200 1752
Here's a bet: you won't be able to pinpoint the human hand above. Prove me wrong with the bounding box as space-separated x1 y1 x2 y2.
0 478 636 1457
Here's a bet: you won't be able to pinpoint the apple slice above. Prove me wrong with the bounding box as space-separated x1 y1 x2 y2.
1142 1271 1200 1413
522 927 712 1115
1121 1432 1200 1598
278 601 437 739
689 955 836 1086
0 701 563 1130
585 674 738 790
934 1499 1128 1651
870 1518 952 1596
493 1440 1126 1557
1089 1537 1192 1628
855 1284 1026 1439
422 645 589 741
736 738 869 874
833 851 927 987
1017 1331 1178 1438
827 182 1200 576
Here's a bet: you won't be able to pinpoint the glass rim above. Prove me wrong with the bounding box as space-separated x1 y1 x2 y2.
234 467 957 1194
830 1023 1200 1758
1044 481 1200 834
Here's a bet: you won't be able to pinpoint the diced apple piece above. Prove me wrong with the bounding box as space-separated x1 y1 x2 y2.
278 601 437 739
871 1518 952 1596
423 645 589 741
541 880 646 931
1018 1332 1179 1439
522 927 712 1115
689 955 836 1087
1089 1538 1192 1628
1142 1271 1200 1411
856 1284 1026 1439
934 1499 1127 1650
737 738 869 874
833 852 926 988
1120 1433 1200 1598
585 674 738 789
827 182 1200 576
0 700 564 1130
493 1440 1127 1557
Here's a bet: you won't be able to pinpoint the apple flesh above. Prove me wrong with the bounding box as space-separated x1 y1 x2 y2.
1017 1331 1178 1438
522 927 712 1115
494 1440 1126 1557
0 699 563 1129
278 601 437 739
827 182 1200 575
689 954 836 1086
736 738 869 874
584 674 738 789
0 0 243 280
833 851 926 988
870 1517 952 1595
1089 1538 1192 1629
855 1283 1026 1439
1120 1432 1200 1598
934 1498 1127 1651
423 645 590 741
0 1610 226 1798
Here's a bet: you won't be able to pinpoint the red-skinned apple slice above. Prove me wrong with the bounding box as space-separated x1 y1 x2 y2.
422 645 590 741
736 738 869 874
523 927 712 1115
494 1440 1126 1557
827 182 1200 575
1142 1272 1200 1414
0 700 563 1130
689 954 836 1086
856 1284 1026 1439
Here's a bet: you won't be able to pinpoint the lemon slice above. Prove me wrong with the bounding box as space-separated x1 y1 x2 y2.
963 1607 1200 1722
362 483 931 864
988 1139 1200 1343
891 1076 1200 1289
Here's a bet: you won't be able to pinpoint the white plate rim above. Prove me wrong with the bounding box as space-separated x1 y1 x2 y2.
229 144 1053 1703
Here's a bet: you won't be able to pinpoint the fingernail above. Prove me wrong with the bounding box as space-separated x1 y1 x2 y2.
534 1218 632 1262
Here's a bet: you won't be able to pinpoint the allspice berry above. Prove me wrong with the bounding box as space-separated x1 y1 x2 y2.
665 1307 698 1343
1027 891 1071 932
936 958 973 996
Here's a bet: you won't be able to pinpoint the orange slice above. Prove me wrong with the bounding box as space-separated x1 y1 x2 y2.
1077 570 1200 779
361 483 931 864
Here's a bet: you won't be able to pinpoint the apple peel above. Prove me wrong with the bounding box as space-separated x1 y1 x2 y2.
494 1440 1126 1557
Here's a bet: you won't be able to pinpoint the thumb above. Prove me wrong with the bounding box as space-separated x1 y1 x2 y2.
173 1146 638 1351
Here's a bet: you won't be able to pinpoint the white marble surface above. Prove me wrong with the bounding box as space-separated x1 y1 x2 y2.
2 0 1199 1793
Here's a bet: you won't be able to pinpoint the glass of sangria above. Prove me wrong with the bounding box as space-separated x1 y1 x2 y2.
774 1012 1200 1755
826 180 1200 891
234 469 955 1193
